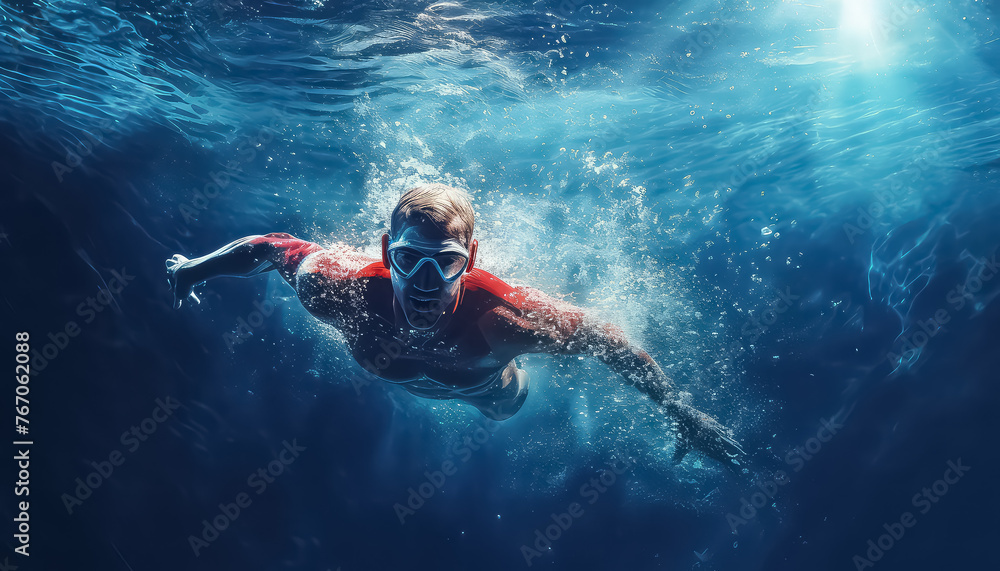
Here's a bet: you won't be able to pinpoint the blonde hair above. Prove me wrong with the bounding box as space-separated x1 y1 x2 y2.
390 183 475 248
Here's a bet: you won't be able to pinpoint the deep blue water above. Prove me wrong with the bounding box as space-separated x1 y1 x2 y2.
2 0 999 569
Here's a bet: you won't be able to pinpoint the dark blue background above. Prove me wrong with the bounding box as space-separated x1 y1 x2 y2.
2 0 999 570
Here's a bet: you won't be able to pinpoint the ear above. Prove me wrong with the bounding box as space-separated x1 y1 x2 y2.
381 234 391 269
466 239 478 273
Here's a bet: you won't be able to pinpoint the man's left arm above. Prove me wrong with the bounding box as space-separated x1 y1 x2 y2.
493 286 745 468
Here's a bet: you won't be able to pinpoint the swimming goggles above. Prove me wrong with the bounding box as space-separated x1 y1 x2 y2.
387 239 470 282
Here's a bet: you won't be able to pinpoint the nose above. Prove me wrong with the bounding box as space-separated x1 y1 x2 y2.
411 262 442 292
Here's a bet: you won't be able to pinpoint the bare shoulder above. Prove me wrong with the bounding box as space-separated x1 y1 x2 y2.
295 243 384 324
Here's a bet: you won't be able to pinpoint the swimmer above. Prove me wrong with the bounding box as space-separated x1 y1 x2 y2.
166 184 745 468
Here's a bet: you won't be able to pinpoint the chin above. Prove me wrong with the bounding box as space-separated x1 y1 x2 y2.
405 309 443 330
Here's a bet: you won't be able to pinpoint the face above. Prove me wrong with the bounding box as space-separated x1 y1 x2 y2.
384 221 476 331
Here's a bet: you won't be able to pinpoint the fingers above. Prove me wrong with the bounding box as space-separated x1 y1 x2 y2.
709 425 744 457
721 430 746 457
170 289 200 310
728 438 746 457
166 254 194 309
165 254 189 270
684 426 746 467
170 290 200 309
717 428 741 449
672 409 746 466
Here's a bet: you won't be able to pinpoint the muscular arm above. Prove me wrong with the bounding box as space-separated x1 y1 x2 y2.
573 325 685 416
492 286 682 413
491 286 744 466
166 232 324 308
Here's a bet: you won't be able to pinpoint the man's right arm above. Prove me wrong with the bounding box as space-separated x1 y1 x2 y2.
166 232 324 308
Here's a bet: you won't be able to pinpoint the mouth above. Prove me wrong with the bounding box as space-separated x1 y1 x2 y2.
408 295 440 313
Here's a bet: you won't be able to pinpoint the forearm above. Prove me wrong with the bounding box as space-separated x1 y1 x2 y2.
513 289 686 413
183 236 276 284
566 319 684 414
540 308 743 465
597 341 684 415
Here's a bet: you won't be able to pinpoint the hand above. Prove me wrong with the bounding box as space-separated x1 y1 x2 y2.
165 254 201 309
669 402 745 471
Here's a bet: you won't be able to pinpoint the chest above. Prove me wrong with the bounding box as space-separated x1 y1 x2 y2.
347 319 503 386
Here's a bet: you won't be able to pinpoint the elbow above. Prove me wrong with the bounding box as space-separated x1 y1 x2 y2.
593 321 635 354
566 320 636 359
294 270 323 306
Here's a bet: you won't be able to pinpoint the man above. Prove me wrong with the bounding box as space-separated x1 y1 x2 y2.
166 184 744 468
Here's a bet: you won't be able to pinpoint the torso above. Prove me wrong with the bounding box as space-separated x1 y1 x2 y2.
294 249 527 397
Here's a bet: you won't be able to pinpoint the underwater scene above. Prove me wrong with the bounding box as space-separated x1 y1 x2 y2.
1 0 999 569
